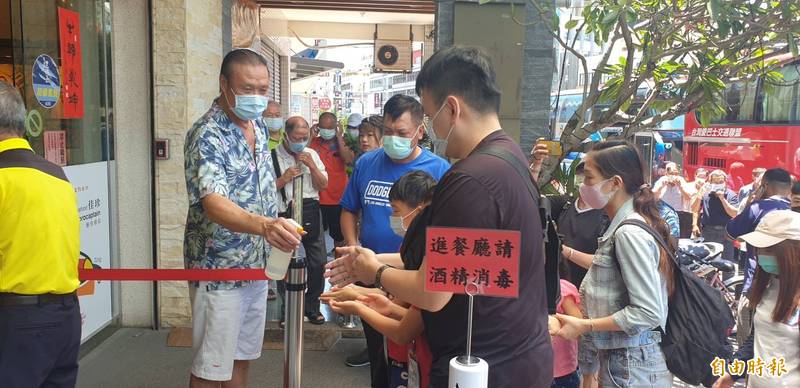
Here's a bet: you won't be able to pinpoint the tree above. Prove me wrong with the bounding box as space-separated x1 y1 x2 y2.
481 0 800 184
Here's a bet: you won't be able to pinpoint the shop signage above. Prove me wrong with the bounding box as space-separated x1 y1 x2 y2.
58 7 84 119
64 162 113 341
25 109 44 137
44 130 67 166
320 97 332 110
31 54 60 109
425 227 521 298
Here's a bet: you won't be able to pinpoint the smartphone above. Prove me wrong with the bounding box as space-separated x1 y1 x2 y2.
539 140 563 156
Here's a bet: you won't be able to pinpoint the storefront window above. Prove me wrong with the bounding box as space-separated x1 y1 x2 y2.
3 0 114 165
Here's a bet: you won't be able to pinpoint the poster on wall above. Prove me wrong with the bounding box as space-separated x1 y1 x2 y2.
32 54 61 109
311 97 320 125
58 7 84 119
63 162 113 341
44 130 67 166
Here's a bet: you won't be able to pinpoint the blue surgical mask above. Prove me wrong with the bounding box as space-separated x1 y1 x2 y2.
228 88 269 121
383 126 421 160
264 117 284 133
287 138 308 153
758 255 780 275
319 128 336 140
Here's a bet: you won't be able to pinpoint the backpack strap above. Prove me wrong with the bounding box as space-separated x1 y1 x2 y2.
473 146 541 204
615 219 678 265
271 147 288 207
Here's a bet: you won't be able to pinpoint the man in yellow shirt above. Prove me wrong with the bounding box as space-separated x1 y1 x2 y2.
0 82 81 388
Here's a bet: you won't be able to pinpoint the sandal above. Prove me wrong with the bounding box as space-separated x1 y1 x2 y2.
306 312 325 325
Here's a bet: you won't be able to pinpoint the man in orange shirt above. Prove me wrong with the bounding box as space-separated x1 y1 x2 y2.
310 112 354 251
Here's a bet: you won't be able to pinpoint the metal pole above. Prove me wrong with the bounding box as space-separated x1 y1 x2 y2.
284 173 305 388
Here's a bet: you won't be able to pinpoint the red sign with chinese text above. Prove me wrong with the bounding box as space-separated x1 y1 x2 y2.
425 227 520 298
58 7 84 119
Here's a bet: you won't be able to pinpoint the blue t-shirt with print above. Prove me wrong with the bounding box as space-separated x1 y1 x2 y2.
340 148 450 253
726 196 791 293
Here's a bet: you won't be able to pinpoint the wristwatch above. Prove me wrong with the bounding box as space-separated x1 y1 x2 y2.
374 264 393 292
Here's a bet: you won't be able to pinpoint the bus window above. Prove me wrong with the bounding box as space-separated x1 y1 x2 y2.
761 64 800 123
701 81 758 124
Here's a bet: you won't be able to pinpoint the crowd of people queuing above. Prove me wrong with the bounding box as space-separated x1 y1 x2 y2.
2 45 798 388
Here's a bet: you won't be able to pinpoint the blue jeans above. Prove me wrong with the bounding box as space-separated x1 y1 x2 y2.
598 343 672 388
551 370 580 388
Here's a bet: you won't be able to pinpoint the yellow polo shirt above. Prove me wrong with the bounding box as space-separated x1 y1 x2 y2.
0 138 80 294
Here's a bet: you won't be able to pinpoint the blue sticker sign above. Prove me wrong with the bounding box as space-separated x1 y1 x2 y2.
32 54 61 109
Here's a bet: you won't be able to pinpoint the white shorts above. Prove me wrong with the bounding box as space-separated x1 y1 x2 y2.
189 280 268 381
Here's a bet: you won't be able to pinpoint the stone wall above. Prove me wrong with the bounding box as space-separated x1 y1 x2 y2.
152 0 224 327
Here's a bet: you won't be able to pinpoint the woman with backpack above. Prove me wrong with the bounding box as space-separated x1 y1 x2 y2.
553 140 675 388
713 210 800 388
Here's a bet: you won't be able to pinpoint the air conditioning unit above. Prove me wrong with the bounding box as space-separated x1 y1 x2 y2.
373 39 412 73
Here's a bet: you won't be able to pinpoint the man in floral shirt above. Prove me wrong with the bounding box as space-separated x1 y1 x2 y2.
183 48 302 388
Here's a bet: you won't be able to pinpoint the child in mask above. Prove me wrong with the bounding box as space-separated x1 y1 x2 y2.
713 210 800 388
323 170 436 388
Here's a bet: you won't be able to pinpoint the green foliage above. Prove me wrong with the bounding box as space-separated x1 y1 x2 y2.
540 157 582 198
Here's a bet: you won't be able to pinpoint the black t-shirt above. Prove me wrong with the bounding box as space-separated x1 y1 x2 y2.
547 195 609 286
413 131 553 388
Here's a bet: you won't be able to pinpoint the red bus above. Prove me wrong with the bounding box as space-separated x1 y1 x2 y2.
683 58 800 191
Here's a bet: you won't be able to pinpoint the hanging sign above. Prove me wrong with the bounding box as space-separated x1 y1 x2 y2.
425 227 521 298
58 7 84 118
32 54 61 109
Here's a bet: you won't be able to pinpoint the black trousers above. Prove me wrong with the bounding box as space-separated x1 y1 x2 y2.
363 319 389 388
677 211 693 239
278 216 328 316
320 204 345 243
0 294 81 388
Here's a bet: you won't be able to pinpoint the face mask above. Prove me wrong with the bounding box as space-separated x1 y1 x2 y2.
319 128 337 140
579 178 615 210
264 117 284 133
428 102 455 157
709 183 725 192
227 88 269 121
758 254 780 275
287 138 308 153
389 207 420 237
383 127 420 160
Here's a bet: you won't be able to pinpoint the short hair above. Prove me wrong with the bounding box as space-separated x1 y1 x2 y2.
267 101 281 109
220 48 270 79
753 167 767 178
383 95 423 126
285 116 309 134
665 162 678 171
710 169 727 180
762 168 792 189
0 82 26 137
319 111 337 123
415 45 501 114
388 170 437 208
360 115 384 138
695 168 709 177
792 181 800 195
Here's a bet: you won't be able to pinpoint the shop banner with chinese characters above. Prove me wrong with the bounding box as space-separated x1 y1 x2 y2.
58 7 84 119
425 227 520 298
64 162 112 341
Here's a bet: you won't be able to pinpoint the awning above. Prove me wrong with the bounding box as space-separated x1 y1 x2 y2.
256 1 435 14
291 57 344 80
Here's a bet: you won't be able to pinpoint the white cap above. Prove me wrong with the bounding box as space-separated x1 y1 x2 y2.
740 210 800 248
347 113 364 128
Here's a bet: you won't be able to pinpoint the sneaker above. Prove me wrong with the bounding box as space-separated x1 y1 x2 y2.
345 348 370 367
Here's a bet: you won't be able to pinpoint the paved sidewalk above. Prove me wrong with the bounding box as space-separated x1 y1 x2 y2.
77 328 369 388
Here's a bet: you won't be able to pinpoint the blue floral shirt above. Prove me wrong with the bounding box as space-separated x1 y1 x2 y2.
183 101 278 290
